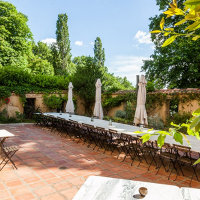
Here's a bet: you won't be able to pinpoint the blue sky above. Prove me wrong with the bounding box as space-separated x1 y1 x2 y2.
7 0 161 86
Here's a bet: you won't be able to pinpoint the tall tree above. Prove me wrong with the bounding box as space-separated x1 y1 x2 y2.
0 1 33 68
94 37 105 67
56 13 71 73
141 0 200 88
72 56 106 114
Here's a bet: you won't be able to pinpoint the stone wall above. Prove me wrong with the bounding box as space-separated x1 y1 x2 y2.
1 88 200 121
0 91 85 117
107 88 200 123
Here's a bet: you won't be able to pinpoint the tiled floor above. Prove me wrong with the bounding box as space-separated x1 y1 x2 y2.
0 124 200 200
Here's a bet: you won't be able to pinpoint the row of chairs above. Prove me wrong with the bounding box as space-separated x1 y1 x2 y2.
35 113 200 186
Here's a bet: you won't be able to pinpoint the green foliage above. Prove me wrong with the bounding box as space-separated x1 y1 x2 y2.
166 112 192 127
0 1 33 68
140 108 200 164
148 113 164 130
0 67 70 103
0 86 12 101
28 56 54 75
94 37 105 67
43 94 63 109
115 110 126 119
0 109 30 123
15 111 25 122
124 100 136 120
152 0 200 44
103 72 135 92
56 13 71 72
32 41 53 63
146 81 155 92
72 56 106 114
142 0 200 88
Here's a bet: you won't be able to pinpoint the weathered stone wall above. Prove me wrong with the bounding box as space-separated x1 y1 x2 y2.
1 88 199 121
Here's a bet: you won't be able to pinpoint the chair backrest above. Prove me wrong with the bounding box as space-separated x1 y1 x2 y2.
173 144 191 157
109 129 117 133
160 143 173 153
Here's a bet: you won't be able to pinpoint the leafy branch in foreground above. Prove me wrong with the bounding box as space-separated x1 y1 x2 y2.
135 108 200 165
151 0 200 47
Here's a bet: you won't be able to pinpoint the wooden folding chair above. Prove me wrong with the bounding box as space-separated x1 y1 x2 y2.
156 143 180 180
0 145 19 171
173 144 200 186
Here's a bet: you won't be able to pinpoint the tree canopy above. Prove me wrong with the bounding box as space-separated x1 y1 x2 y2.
94 37 105 67
56 13 71 73
0 1 33 68
72 56 106 114
142 0 200 88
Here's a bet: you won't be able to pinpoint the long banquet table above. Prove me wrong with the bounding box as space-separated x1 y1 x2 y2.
43 113 200 152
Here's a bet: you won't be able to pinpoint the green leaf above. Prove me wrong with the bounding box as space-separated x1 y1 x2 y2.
186 31 195 37
187 128 195 136
134 131 144 133
193 158 200 165
180 132 191 147
195 131 200 140
156 130 171 135
181 123 190 128
150 30 162 33
165 28 174 31
185 21 200 31
157 135 166 148
162 35 178 47
147 128 154 132
175 19 186 26
193 108 200 114
194 121 200 132
141 134 151 143
184 0 200 7
160 17 165 30
173 132 183 145
190 116 200 129
171 122 179 127
164 32 171 36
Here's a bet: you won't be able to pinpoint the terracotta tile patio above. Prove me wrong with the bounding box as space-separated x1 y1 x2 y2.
0 124 200 200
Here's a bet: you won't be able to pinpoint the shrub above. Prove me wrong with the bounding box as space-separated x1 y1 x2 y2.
166 111 192 127
115 110 126 119
148 113 164 130
43 94 63 109
0 109 22 123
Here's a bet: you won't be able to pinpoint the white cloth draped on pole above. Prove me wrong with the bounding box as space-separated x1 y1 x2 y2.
65 82 75 113
134 75 148 125
93 79 103 119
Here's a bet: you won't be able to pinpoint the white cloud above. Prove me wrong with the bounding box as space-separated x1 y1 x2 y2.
41 38 56 46
90 42 94 45
133 44 140 49
108 55 149 85
134 31 152 44
75 41 83 46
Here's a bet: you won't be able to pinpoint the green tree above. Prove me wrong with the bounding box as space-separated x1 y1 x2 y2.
28 56 54 76
94 37 105 67
0 1 33 68
56 13 71 73
103 73 135 92
72 56 106 114
140 0 200 165
50 41 76 76
50 42 62 75
32 41 52 63
141 0 200 88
